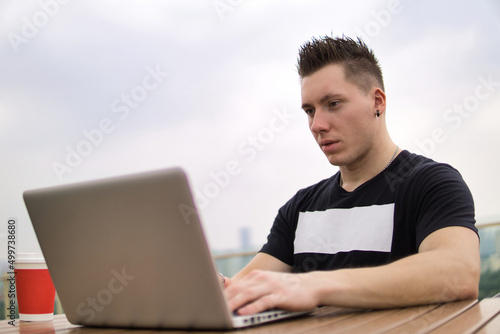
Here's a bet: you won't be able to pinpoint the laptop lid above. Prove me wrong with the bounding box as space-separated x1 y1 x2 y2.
24 167 237 330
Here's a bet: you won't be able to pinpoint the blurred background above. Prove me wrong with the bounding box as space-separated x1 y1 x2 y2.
1 0 500 309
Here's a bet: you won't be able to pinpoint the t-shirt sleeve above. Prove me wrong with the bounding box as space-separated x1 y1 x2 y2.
410 163 478 248
259 198 298 266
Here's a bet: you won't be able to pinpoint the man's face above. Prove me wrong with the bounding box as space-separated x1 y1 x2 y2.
300 63 378 167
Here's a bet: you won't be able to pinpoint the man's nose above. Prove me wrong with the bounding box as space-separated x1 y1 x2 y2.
310 109 330 134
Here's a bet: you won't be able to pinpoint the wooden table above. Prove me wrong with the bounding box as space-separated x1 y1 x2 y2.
2 298 500 333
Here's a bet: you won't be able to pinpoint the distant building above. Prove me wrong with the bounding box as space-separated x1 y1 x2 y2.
240 227 252 251
479 224 500 273
213 226 257 277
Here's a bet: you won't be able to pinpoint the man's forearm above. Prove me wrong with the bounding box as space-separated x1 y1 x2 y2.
227 227 480 315
306 248 479 309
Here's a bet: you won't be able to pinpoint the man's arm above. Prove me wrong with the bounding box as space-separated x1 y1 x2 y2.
222 252 292 287
226 226 480 315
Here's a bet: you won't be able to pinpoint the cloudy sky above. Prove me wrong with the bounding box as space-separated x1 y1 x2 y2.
1 0 499 259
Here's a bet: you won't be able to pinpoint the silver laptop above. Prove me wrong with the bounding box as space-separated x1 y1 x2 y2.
23 167 311 329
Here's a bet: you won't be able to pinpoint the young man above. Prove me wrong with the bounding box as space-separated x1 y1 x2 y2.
224 36 480 315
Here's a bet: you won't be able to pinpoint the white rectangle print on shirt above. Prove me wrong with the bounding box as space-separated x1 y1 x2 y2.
294 204 395 255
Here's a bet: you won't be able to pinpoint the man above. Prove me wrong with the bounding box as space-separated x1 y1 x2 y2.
224 36 480 315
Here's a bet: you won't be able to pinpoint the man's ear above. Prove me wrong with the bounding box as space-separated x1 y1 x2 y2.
373 88 386 114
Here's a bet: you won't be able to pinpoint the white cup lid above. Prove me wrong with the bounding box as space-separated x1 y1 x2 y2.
15 253 45 264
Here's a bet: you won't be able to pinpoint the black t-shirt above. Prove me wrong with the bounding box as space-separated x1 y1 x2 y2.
260 151 477 273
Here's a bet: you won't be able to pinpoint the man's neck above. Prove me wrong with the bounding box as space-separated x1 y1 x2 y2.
339 144 400 192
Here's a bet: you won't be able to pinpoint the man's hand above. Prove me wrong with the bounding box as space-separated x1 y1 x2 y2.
224 226 479 314
218 273 232 288
225 270 318 315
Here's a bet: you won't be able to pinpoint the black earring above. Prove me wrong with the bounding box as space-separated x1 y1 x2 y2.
376 110 380 117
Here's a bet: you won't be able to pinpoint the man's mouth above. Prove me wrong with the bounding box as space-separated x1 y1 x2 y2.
319 139 340 153
320 140 338 147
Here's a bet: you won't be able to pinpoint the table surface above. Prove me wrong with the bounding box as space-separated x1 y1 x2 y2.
2 298 500 334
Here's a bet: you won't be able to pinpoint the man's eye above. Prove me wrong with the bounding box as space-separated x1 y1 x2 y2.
304 108 314 115
329 101 340 108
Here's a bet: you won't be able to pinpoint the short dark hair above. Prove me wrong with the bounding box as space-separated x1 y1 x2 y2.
297 35 385 93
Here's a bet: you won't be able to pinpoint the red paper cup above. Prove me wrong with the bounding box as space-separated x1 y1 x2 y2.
15 254 56 321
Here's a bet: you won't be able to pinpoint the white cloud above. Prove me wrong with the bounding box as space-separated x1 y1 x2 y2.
1 0 499 255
